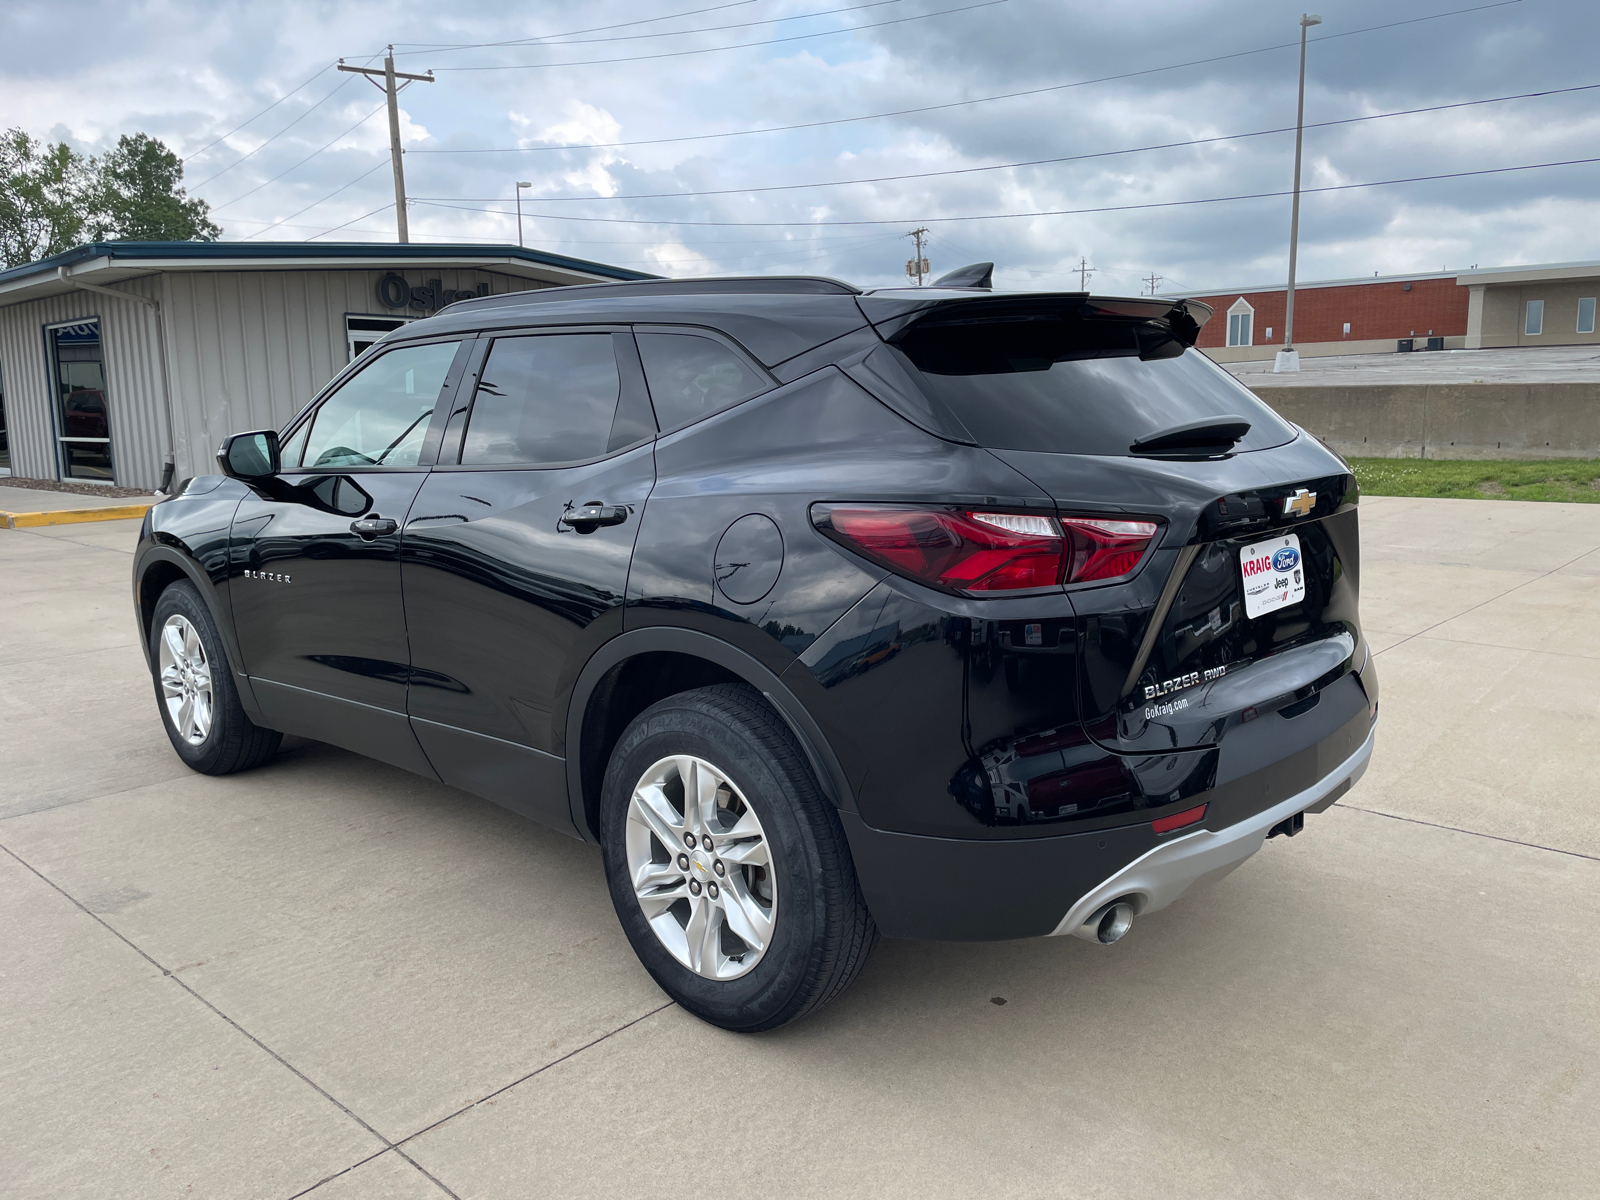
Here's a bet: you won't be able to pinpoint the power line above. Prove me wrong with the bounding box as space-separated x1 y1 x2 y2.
407 156 1600 228
411 0 1526 153
398 0 902 55
412 81 1600 206
433 0 1007 71
208 102 388 213
274 205 903 265
383 1 763 57
305 202 398 240
188 70 366 191
242 160 392 240
404 205 903 247
183 63 337 162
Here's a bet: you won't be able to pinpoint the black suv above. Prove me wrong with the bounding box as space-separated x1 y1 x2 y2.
134 271 1378 1031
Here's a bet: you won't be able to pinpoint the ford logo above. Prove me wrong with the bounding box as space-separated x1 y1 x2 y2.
1272 546 1300 571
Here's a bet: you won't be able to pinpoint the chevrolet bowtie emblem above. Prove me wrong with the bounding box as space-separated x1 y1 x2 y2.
1283 489 1317 517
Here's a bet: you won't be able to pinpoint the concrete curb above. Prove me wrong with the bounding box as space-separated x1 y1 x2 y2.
1 502 157 529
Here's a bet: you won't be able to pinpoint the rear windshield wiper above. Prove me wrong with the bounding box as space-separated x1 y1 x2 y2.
1129 416 1251 457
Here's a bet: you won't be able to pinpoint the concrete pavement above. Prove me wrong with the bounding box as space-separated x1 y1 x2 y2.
1 499 1596 1199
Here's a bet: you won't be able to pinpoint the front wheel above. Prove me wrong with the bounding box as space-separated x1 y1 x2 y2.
600 684 876 1031
150 581 282 775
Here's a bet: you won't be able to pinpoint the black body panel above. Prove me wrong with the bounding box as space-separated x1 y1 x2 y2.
625 367 1049 672
133 476 251 689
841 810 1160 940
400 444 655 833
228 471 427 711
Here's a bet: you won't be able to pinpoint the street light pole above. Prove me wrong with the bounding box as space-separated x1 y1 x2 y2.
1277 12 1321 374
516 181 532 247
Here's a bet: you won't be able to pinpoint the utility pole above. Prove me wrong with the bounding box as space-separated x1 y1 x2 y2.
905 227 930 286
1277 13 1321 373
516 181 532 247
1143 272 1164 296
339 47 435 243
1076 257 1095 291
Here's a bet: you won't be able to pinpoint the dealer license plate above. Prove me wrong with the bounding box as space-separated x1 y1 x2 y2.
1240 532 1306 619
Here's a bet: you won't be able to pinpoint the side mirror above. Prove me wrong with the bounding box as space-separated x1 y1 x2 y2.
217 430 281 480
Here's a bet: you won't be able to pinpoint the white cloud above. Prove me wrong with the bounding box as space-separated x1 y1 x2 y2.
2 0 1597 278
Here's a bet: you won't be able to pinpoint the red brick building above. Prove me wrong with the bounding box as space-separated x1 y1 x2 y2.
1177 271 1470 360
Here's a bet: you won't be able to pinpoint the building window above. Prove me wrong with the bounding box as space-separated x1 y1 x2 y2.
1578 297 1596 335
1525 300 1544 337
346 314 415 362
1226 298 1254 347
1342 322 1351 335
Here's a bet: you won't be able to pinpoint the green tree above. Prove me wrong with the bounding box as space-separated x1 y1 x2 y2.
93 133 220 243
0 128 221 269
0 128 94 268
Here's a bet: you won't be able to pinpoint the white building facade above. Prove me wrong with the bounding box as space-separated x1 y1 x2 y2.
0 241 650 490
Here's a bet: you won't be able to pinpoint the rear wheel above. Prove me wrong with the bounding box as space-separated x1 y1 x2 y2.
600 684 876 1031
150 581 281 775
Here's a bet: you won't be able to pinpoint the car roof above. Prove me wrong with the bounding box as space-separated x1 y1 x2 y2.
400 286 874 368
392 275 1214 367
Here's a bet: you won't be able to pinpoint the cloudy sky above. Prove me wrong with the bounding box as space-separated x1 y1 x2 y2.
3 0 1596 293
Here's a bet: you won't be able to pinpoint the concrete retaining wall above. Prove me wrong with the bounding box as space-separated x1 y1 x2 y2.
1249 382 1600 459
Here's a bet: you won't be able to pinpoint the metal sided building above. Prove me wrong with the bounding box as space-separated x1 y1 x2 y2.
0 241 652 490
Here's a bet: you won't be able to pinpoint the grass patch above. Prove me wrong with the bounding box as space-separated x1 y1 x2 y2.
1350 458 1600 503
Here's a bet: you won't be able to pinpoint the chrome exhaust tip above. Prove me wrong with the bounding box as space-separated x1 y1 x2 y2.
1071 900 1135 945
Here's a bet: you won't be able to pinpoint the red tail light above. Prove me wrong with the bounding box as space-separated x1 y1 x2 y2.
812 506 1158 594
1060 517 1160 583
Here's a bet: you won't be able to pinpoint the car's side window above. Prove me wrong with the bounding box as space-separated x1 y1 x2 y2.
635 332 768 431
458 334 622 466
296 340 462 469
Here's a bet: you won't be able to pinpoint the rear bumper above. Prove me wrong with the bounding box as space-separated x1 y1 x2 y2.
840 722 1375 941
1047 724 1374 936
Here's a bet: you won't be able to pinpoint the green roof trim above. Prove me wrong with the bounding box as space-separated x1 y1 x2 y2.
0 240 658 287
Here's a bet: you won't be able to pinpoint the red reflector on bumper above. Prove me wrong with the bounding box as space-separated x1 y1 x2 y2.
1151 803 1207 834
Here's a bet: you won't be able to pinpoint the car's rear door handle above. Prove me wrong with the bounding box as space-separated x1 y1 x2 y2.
560 504 629 531
350 516 399 539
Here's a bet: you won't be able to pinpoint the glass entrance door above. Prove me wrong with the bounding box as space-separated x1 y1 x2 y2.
48 320 114 481
0 358 11 475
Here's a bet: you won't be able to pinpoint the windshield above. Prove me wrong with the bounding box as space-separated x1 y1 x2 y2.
895 316 1297 456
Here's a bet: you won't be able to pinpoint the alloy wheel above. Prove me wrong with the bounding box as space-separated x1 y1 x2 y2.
158 614 214 745
625 755 777 980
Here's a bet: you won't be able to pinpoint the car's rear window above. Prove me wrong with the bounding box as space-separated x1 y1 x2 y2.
894 315 1297 456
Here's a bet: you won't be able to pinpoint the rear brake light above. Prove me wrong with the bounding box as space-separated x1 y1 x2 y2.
1151 803 1207 834
1060 517 1159 582
813 506 1064 593
812 506 1159 594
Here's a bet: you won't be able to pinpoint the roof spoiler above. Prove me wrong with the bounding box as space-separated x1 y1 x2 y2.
858 292 1215 346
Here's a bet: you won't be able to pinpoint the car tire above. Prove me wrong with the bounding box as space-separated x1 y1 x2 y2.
149 581 282 776
600 683 877 1031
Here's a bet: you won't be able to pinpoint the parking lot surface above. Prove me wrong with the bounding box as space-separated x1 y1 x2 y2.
2 498 1596 1199
1225 343 1600 386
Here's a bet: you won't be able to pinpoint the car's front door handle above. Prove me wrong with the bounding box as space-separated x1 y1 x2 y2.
560 504 629 532
350 516 399 539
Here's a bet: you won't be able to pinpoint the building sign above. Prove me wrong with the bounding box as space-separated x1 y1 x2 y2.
53 322 102 343
376 274 488 312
